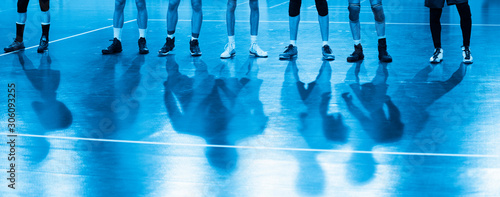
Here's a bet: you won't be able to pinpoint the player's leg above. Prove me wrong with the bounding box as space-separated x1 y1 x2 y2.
370 0 391 62
37 0 50 53
190 0 203 56
159 0 180 55
221 0 237 59
316 0 334 60
347 0 363 62
136 0 149 54
456 1 472 63
248 0 267 58
4 0 29 53
103 0 126 54
426 0 445 63
279 0 300 60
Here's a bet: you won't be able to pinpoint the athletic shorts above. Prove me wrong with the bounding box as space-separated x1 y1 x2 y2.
425 0 468 8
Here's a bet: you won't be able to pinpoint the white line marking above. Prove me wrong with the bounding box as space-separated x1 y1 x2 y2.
237 1 249 6
3 133 498 158
270 1 288 9
0 19 137 57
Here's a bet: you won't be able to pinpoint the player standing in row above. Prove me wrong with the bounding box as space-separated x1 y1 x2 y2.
426 0 473 64
4 0 51 53
279 0 335 61
102 0 149 54
220 0 268 59
346 0 392 62
159 0 203 56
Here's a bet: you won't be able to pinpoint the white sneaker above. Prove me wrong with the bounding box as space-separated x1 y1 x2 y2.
249 43 268 58
462 46 473 64
220 43 236 59
430 48 443 63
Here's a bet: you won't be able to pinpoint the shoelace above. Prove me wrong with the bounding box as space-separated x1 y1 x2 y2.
432 49 441 59
464 50 471 59
284 45 293 53
323 46 331 54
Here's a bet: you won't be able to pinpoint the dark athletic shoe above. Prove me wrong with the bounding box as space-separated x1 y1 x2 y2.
347 44 364 62
378 38 392 62
37 36 49 53
138 37 149 54
462 46 473 64
159 37 175 56
279 44 298 60
190 39 202 56
4 39 25 53
102 38 122 54
322 45 335 61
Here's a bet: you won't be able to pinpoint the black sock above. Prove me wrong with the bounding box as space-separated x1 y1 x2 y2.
430 8 442 49
16 23 25 42
456 3 472 47
42 24 50 39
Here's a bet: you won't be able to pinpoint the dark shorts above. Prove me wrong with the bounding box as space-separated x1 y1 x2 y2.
425 0 468 8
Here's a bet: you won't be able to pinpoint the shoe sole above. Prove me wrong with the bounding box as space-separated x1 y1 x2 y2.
463 60 473 64
323 56 335 61
279 54 297 60
4 47 25 53
102 50 122 55
221 53 235 59
139 50 149 54
430 59 443 64
249 52 268 58
191 52 202 57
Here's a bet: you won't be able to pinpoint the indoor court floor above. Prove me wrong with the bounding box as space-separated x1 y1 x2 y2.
1 0 500 196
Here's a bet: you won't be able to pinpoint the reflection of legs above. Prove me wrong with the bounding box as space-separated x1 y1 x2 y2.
372 63 388 85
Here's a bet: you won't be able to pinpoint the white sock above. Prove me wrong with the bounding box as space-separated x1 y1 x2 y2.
139 28 146 38
290 40 296 46
167 34 175 39
113 28 122 41
228 36 235 44
251 35 257 44
354 40 361 45
191 36 198 41
322 41 328 46
378 35 386 39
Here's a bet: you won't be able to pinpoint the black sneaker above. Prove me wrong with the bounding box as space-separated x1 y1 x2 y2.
4 39 25 53
138 37 149 54
159 37 175 56
347 44 364 62
378 38 392 62
37 36 49 53
190 39 202 56
102 38 122 54
279 44 298 60
322 45 335 61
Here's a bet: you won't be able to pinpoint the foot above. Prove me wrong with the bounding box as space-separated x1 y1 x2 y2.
37 36 49 53
138 37 149 54
220 42 236 59
190 39 202 56
462 46 473 64
249 43 268 58
347 44 364 62
430 48 443 63
102 38 122 54
159 37 175 56
4 39 25 53
378 38 392 62
279 44 298 60
322 45 335 61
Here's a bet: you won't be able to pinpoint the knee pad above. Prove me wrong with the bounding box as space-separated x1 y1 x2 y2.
17 0 29 13
371 4 385 22
39 0 50 12
289 0 301 17
315 0 328 16
135 0 146 10
348 4 360 22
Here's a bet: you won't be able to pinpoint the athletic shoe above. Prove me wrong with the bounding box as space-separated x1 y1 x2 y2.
102 38 122 54
221 43 236 59
4 39 25 53
138 37 149 54
159 37 175 56
378 38 392 62
249 43 268 58
37 36 49 53
279 44 298 60
347 44 364 62
430 48 443 63
190 39 202 56
322 45 335 61
462 46 473 64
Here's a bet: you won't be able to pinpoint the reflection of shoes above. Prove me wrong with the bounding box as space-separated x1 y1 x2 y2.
4 39 25 53
378 38 392 62
322 45 335 61
102 38 122 54
341 92 352 102
249 43 268 58
189 39 202 56
279 44 298 60
220 43 236 59
347 44 364 62
430 48 443 63
138 37 149 54
462 46 473 64
37 36 49 53
159 37 175 56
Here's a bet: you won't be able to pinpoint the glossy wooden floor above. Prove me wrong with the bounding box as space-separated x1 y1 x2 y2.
1 0 500 196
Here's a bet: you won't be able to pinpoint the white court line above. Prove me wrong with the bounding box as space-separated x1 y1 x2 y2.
270 1 288 9
3 133 498 158
237 1 249 6
0 19 137 57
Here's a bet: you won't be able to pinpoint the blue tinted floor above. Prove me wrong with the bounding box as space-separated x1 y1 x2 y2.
1 0 500 196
